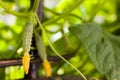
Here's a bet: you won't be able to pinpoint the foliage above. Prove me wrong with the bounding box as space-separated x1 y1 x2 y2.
0 0 120 80
69 23 120 80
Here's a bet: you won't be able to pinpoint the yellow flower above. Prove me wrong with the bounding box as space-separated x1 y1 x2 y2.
22 52 30 74
43 60 52 77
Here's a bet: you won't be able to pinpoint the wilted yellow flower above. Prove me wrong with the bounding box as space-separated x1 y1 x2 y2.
22 52 30 74
43 60 51 77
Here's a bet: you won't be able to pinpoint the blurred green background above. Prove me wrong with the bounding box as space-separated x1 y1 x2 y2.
0 0 119 79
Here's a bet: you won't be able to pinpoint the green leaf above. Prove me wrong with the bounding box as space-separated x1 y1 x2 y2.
105 33 120 80
69 23 120 80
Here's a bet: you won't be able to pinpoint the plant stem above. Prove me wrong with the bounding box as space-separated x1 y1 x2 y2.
42 0 85 27
89 0 107 21
35 13 87 80
9 11 29 18
0 0 29 18
44 7 84 22
32 0 40 12
60 22 73 50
